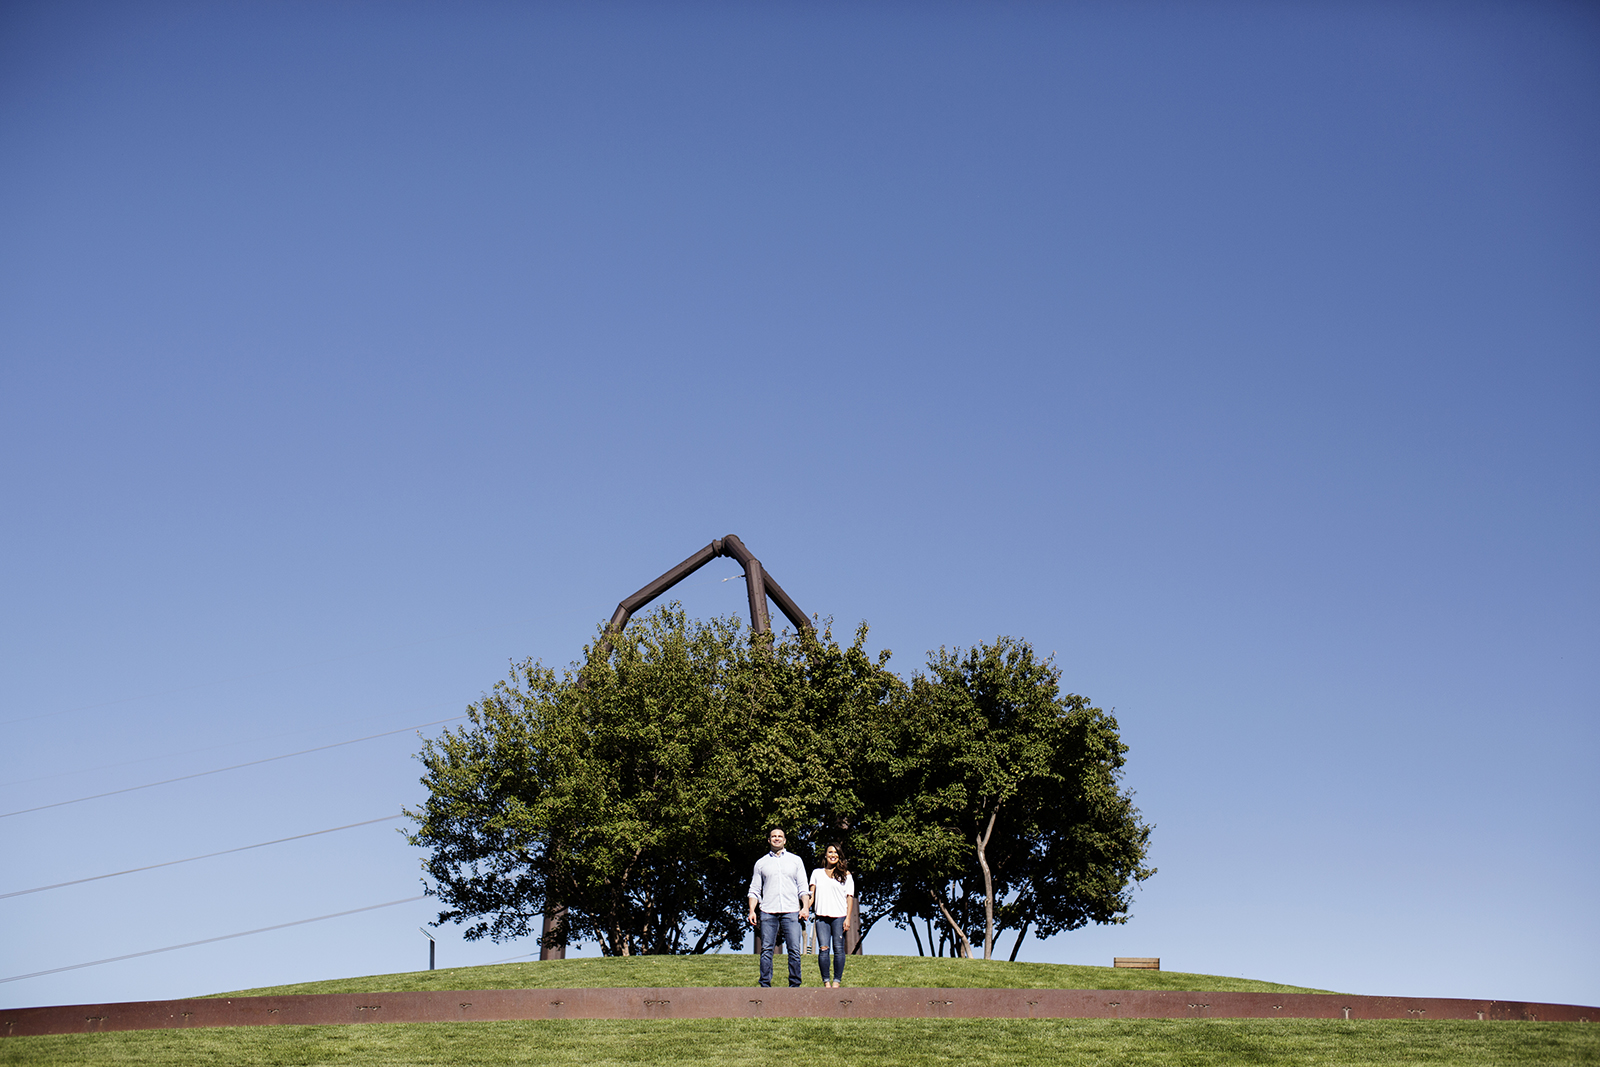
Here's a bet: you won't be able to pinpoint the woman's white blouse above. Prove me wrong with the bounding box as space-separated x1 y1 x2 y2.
809 868 856 918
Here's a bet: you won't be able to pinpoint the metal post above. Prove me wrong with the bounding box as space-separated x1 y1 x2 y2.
743 557 771 635
418 928 436 971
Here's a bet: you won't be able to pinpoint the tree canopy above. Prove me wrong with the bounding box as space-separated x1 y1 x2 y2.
406 606 1153 958
871 639 1156 959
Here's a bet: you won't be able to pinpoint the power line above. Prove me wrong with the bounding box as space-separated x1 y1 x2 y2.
0 815 407 899
1 703 461 789
0 717 466 819
2 734 299 790
0 896 427 985
0 618 534 728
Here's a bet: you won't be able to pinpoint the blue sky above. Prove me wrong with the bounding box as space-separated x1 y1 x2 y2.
2 0 1596 1010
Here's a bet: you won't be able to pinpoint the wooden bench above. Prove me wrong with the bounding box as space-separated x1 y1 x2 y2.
1113 957 1160 970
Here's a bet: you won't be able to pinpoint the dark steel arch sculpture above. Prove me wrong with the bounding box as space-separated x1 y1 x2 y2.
603 534 813 643
540 534 812 960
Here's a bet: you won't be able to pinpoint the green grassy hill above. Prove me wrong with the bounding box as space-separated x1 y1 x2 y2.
9 1018 1596 1067
8 957 1596 1067
212 953 1334 998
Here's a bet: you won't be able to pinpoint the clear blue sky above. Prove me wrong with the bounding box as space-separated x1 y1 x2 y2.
2 1 1596 1010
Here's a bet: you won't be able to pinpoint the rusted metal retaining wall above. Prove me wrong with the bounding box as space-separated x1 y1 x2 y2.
4 987 1596 1036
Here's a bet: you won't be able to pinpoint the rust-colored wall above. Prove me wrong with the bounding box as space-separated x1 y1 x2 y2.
4 987 1596 1036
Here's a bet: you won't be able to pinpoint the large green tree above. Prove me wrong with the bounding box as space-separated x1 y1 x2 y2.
869 638 1155 959
408 614 1152 959
406 606 900 955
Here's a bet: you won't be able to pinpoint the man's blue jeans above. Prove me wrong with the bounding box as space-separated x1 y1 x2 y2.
758 911 803 987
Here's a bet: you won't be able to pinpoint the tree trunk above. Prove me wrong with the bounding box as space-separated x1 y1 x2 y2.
1008 921 1029 962
975 806 999 960
930 889 973 959
539 855 570 960
539 905 567 960
909 918 924 956
851 904 873 954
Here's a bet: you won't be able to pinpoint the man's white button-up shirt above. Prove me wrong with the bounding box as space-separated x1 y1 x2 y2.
748 849 809 914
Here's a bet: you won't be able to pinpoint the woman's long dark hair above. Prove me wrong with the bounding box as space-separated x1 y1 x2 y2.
824 842 849 882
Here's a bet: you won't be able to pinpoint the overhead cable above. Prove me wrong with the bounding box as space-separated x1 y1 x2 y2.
0 814 407 899
0 617 530 727
3 704 459 789
0 717 465 819
0 895 427 984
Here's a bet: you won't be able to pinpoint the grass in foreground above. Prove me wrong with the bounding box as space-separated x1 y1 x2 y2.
212 954 1335 998
6 1018 1598 1067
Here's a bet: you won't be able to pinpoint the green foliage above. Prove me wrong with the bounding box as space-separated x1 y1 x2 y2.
866 638 1153 958
9 1018 1595 1067
407 607 901 956
407 610 1152 961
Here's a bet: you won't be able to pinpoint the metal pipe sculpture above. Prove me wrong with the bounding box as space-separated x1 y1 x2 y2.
603 534 813 642
540 534 812 960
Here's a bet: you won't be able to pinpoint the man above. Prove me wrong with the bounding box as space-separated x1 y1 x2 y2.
747 827 811 988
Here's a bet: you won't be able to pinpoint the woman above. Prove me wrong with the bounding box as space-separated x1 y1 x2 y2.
808 843 855 988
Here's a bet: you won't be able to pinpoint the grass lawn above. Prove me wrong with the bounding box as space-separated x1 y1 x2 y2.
211 954 1336 997
6 1018 1598 1067
7 957 1593 1065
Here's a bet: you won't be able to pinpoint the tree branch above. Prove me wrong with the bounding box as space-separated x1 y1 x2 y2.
1008 921 1029 962
930 888 974 959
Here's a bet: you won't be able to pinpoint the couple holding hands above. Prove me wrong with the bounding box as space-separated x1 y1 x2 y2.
746 827 856 989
